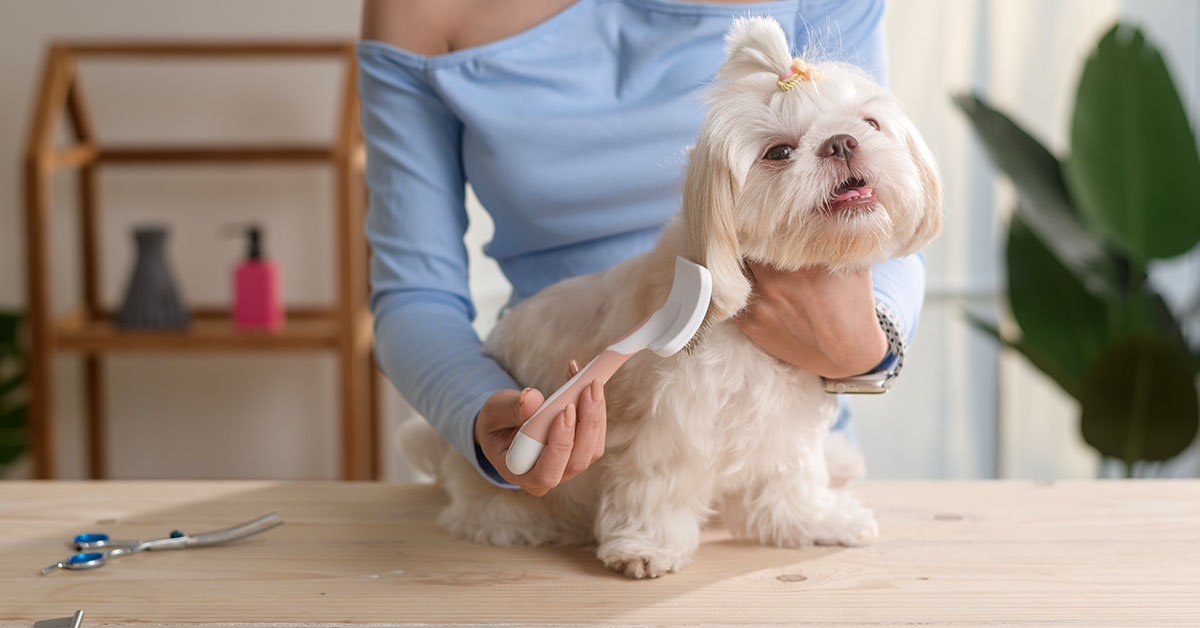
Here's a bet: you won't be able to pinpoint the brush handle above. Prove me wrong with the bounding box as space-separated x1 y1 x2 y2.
505 349 634 476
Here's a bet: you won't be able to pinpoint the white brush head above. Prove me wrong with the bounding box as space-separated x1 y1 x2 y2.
647 257 713 357
607 257 712 357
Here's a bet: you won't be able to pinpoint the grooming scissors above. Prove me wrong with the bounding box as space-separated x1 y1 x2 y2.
41 512 282 575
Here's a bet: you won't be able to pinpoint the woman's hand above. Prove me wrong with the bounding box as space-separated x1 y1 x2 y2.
474 361 607 496
734 261 888 378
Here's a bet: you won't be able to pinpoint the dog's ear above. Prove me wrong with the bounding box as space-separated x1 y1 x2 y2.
895 117 943 255
683 132 752 323
718 16 793 81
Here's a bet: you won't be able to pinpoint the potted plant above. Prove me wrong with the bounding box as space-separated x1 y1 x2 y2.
0 310 27 474
954 23 1200 477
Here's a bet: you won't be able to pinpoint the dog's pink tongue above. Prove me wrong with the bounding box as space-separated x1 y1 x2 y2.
833 186 874 203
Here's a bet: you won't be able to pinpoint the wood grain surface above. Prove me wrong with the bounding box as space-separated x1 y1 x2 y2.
2 481 1198 627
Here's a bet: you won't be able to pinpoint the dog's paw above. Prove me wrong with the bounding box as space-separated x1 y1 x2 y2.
597 539 693 579
809 501 878 547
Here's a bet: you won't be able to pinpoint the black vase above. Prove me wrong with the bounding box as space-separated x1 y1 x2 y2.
116 225 190 330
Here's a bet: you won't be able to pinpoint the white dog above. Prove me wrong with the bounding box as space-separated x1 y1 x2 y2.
402 16 942 579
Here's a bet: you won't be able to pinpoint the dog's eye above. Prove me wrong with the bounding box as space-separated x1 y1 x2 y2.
864 118 881 131
763 145 793 161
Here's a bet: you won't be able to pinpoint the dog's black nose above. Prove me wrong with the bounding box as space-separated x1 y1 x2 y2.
818 134 858 161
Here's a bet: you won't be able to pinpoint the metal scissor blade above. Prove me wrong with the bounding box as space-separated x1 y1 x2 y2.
40 562 66 576
185 512 282 546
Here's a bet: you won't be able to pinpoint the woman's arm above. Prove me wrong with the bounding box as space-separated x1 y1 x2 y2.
360 3 606 491
359 40 522 487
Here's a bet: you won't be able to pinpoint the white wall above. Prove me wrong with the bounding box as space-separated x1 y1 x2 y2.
860 0 1125 480
1 0 1195 480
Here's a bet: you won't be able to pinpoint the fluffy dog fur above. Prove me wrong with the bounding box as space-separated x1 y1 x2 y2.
401 16 942 579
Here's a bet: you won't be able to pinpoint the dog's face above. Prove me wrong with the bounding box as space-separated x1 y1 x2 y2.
684 17 942 319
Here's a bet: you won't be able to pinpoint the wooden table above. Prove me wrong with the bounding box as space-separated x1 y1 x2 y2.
3 481 1198 627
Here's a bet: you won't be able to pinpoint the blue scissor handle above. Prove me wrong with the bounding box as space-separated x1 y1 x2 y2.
73 532 139 550
43 551 106 574
69 552 104 565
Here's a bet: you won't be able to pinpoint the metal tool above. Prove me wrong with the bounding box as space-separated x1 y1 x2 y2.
41 512 282 575
32 610 84 628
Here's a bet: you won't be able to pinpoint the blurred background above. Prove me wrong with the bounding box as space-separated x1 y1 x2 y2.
1 0 1197 481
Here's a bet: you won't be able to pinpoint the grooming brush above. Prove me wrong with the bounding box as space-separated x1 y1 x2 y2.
33 610 85 628
505 256 712 475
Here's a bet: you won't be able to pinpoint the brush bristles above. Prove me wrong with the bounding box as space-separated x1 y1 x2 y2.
681 304 718 355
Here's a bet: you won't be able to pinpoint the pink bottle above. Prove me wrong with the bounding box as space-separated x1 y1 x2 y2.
232 225 283 331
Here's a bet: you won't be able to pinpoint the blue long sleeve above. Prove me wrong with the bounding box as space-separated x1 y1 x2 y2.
873 253 925 345
359 52 520 485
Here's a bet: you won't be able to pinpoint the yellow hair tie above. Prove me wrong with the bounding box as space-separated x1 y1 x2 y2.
777 58 823 92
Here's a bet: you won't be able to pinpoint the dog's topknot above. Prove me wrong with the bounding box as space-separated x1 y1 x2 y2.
716 16 793 82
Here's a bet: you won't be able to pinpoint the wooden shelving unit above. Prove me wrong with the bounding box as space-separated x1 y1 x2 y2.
22 41 380 480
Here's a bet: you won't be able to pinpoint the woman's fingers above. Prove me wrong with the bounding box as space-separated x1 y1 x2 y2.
515 387 545 422
589 379 607 464
522 406 576 496
562 381 601 481
485 364 608 495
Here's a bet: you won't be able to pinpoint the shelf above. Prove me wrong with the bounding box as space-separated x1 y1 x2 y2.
54 308 343 352
46 144 366 172
24 40 377 480
98 145 336 164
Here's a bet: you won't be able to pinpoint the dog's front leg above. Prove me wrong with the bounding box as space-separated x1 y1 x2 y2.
593 464 712 579
722 435 878 547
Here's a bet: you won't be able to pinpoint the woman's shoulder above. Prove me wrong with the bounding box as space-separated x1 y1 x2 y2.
360 0 457 56
360 0 577 57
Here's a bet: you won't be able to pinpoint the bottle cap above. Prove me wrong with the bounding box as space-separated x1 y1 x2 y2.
221 223 264 261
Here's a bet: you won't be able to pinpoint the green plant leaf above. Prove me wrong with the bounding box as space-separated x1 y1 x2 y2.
953 92 1119 297
1116 278 1191 354
0 427 27 466
1067 24 1200 262
964 310 1081 399
0 370 25 398
0 406 24 430
1006 214 1110 394
1080 334 1199 465
0 312 19 354
0 311 24 469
